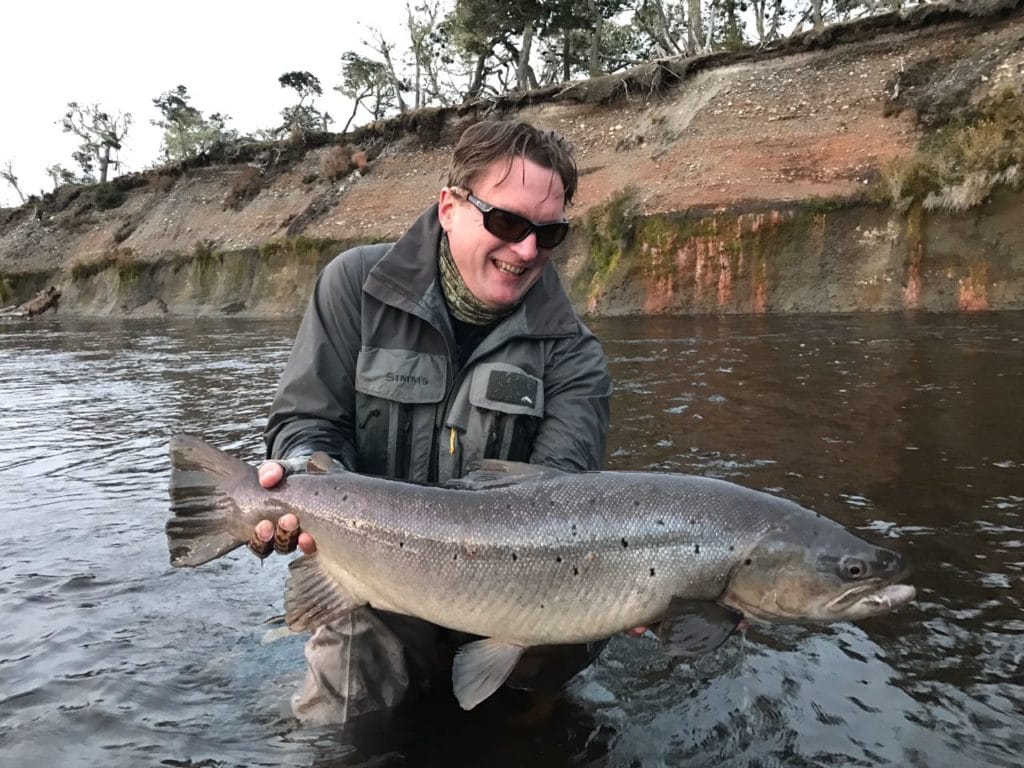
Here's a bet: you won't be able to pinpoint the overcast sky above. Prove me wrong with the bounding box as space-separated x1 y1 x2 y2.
1 0 423 207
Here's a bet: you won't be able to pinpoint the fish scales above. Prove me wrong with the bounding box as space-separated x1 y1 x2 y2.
242 469 783 644
167 436 916 710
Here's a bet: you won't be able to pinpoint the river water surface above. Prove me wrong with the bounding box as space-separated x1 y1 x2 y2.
0 312 1021 767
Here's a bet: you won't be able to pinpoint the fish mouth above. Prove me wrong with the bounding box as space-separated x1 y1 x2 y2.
825 581 917 616
722 579 917 623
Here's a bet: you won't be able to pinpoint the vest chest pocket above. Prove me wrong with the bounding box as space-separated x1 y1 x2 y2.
447 362 545 470
355 347 447 480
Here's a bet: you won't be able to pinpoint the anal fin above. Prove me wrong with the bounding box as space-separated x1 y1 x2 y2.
452 638 526 710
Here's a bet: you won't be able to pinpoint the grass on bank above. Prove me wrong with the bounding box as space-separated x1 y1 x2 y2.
882 85 1024 212
69 247 143 280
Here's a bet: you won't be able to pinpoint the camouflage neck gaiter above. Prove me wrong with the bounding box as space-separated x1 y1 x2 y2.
438 234 513 326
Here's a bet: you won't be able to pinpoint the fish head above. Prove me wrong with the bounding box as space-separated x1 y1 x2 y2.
719 517 916 624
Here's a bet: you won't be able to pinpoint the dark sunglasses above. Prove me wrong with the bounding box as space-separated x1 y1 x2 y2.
464 193 569 249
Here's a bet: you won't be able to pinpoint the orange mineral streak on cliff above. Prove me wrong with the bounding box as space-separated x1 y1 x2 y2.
959 263 990 311
717 243 733 308
902 239 923 310
754 261 769 313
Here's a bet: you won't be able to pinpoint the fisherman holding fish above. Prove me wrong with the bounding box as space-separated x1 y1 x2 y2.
253 120 618 724
169 118 913 722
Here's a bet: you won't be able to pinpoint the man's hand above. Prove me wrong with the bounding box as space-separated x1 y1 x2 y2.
249 461 317 556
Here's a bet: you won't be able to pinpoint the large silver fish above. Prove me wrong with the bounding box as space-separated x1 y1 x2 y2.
167 435 915 710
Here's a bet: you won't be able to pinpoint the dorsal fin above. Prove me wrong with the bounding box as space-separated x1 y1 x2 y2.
445 460 565 490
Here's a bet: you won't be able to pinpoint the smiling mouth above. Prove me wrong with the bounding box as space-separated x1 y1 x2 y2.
493 259 526 276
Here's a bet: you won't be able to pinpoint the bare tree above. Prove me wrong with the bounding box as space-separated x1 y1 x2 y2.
1 160 26 204
812 0 825 31
365 27 410 113
687 0 704 53
59 102 132 184
587 0 604 75
517 19 536 90
406 1 450 108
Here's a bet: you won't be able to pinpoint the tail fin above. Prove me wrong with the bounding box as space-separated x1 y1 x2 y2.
167 435 255 567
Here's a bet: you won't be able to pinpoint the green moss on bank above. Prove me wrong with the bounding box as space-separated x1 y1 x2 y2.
573 187 642 302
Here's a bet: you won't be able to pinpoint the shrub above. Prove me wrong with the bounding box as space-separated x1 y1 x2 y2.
321 145 353 182
224 166 264 210
93 182 126 210
880 85 1024 212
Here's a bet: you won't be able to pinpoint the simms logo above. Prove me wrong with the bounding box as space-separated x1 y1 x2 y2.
385 372 429 385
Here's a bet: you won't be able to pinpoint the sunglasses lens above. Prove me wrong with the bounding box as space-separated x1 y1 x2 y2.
485 209 533 242
535 222 569 249
476 196 569 249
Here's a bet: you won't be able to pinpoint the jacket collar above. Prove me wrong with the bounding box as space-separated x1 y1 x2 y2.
364 204 580 338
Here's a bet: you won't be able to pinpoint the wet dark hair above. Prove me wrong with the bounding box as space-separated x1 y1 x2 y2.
446 119 578 205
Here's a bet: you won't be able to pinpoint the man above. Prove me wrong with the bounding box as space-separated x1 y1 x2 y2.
254 119 613 725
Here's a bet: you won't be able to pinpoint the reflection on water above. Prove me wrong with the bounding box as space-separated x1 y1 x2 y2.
0 313 1021 767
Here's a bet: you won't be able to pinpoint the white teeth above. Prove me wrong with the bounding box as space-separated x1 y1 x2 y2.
495 261 525 276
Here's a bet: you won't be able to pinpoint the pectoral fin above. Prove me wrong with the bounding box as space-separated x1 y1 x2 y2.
307 452 349 474
452 638 526 710
284 553 363 632
657 597 744 658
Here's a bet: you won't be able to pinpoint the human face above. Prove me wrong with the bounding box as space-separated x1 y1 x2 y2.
438 156 567 310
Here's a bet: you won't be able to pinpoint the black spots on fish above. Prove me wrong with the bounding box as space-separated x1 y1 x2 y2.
573 566 580 576
512 553 518 562
728 544 735 552
570 523 578 539
453 553 458 562
655 519 665 526
589 497 597 506
634 500 641 508
744 558 753 566
343 494 349 502
555 556 563 564
621 538 629 549
399 541 405 549
694 544 701 555
689 519 697 526
649 567 656 577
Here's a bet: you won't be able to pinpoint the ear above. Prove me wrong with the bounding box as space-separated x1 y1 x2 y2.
438 187 458 233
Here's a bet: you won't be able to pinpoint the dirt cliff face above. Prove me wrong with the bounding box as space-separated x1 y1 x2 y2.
1 4 1022 317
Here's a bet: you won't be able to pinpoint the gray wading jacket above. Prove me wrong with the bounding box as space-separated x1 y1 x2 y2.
262 205 612 718
265 204 611 481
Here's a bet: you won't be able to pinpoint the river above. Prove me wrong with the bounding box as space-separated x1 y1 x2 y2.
0 312 1021 767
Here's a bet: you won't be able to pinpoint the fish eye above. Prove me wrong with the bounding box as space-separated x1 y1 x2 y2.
839 556 869 580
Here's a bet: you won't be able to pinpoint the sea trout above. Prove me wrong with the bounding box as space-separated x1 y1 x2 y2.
167 435 915 709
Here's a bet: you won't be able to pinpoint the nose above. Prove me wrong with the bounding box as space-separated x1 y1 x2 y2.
508 232 539 261
871 547 905 577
